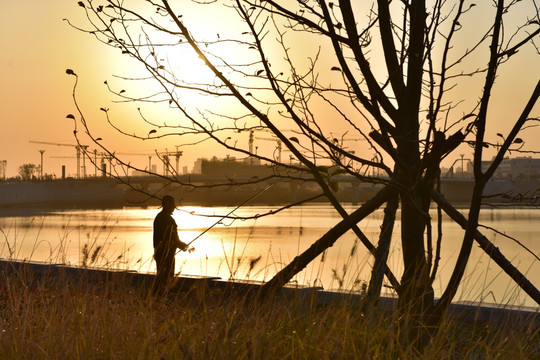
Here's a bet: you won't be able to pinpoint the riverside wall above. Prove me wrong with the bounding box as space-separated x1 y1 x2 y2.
1 259 537 326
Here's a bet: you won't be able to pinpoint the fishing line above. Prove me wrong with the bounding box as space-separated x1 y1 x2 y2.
177 183 275 253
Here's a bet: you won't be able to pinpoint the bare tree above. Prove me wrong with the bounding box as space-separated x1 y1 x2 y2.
18 163 39 181
67 0 540 345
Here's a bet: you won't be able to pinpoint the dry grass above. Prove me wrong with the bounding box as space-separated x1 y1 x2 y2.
1 217 538 358
0 267 538 359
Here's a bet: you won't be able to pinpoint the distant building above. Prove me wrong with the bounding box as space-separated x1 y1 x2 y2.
131 165 159 177
193 156 274 178
131 170 148 177
482 157 540 179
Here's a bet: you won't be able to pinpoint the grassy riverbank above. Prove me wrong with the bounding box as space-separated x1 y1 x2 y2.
0 267 538 359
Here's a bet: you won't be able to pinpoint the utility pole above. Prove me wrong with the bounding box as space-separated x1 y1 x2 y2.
460 154 465 178
94 149 98 177
39 150 46 179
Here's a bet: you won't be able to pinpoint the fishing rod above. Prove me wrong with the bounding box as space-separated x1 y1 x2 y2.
176 183 275 253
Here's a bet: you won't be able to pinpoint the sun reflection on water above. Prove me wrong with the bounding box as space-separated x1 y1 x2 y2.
1 205 539 307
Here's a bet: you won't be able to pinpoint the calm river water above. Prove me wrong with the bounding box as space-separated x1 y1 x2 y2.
0 205 538 308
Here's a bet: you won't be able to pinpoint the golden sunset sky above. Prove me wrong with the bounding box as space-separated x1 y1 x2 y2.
1 1 538 178
1 1 121 177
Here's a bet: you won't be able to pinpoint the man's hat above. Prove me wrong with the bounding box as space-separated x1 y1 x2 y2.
161 195 175 208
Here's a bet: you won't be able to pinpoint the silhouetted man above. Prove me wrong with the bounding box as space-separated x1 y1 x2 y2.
153 195 188 293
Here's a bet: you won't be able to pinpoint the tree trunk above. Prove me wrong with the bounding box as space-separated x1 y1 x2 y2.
364 194 399 309
259 185 396 299
398 190 436 342
432 190 540 309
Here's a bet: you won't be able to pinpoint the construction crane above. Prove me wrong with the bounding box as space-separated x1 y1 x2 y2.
331 136 366 145
114 147 183 175
51 151 107 178
29 141 89 178
330 136 367 156
444 154 472 178
254 136 282 163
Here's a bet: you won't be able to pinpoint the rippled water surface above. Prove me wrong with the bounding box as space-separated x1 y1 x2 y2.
1 205 538 307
